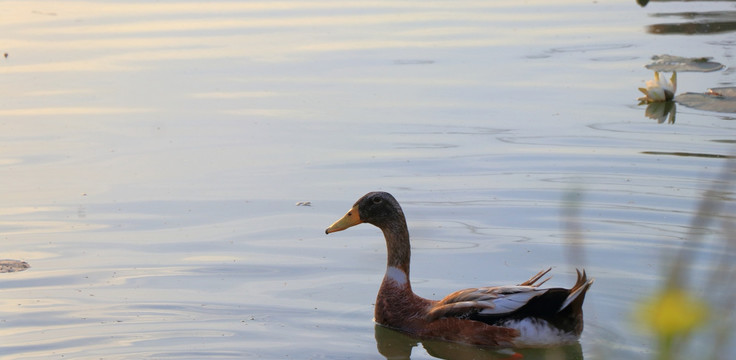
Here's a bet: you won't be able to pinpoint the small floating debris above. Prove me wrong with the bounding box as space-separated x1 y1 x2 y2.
0 259 30 273
645 55 724 72
675 87 736 113
295 201 312 206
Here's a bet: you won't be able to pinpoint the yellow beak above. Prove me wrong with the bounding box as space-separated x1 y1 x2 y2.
325 205 362 234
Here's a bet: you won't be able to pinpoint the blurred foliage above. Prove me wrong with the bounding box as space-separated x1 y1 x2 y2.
634 158 736 360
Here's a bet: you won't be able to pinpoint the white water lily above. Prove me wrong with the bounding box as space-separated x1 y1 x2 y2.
638 71 677 103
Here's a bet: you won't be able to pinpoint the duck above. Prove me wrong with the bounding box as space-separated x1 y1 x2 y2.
325 191 594 347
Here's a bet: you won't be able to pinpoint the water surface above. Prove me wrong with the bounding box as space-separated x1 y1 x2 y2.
2 1 735 359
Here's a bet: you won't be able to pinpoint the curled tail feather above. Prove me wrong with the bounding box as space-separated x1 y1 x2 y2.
560 269 594 312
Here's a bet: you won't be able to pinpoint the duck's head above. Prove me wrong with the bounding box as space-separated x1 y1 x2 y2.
325 192 405 234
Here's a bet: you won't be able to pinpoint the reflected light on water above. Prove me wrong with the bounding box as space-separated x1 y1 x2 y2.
0 107 151 116
1 0 632 76
190 91 280 99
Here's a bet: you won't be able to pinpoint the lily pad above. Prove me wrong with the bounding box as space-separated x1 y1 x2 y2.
675 87 736 113
0 259 30 273
645 55 724 72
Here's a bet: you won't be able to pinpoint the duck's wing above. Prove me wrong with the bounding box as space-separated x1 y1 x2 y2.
471 269 594 336
426 285 548 322
426 269 594 325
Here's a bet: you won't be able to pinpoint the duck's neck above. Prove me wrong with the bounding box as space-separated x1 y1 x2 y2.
376 218 433 329
380 218 412 289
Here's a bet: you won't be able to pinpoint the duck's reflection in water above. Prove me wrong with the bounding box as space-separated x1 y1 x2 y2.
375 324 584 360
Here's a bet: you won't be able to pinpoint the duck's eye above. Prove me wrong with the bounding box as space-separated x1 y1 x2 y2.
372 197 382 204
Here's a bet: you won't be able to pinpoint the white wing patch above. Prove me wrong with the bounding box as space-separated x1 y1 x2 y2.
477 287 545 315
427 285 546 321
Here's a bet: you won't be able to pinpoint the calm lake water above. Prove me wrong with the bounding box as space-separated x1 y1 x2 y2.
2 1 735 359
